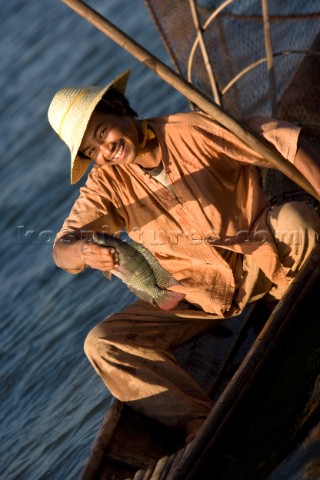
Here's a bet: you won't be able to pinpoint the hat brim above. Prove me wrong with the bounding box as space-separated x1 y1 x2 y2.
70 69 131 184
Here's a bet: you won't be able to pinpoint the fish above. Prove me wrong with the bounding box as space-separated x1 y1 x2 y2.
91 232 186 310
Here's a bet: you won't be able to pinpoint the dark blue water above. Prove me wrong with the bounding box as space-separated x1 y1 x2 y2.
1 1 319 479
0 2 187 479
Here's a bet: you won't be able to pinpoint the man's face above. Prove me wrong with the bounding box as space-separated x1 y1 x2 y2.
79 110 140 166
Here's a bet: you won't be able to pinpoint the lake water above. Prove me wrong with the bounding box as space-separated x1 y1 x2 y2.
1 1 187 479
1 1 319 479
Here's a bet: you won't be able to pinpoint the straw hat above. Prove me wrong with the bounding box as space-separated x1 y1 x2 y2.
48 69 131 184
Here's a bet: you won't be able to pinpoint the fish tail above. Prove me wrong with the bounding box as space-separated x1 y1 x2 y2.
155 291 185 310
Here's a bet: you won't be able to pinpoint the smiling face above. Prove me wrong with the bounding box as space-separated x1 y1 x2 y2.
79 109 141 166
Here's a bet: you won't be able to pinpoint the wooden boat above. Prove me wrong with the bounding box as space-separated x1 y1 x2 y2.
59 1 320 478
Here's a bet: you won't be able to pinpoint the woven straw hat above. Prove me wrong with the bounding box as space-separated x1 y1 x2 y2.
48 69 131 184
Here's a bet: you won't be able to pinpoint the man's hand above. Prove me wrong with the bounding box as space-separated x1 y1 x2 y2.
80 239 120 272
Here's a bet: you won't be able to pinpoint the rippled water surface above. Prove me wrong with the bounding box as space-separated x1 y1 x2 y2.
1 2 186 479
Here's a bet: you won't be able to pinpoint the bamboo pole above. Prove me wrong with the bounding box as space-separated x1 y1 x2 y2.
188 0 221 105
221 49 320 95
61 0 319 201
187 0 235 87
262 0 277 116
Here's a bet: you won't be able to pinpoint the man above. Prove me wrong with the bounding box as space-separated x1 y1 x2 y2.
48 69 320 442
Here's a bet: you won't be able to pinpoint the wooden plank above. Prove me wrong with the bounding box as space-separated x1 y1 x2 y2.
105 405 183 468
78 399 123 480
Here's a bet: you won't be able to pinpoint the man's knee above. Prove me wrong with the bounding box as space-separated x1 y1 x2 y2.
84 325 100 359
83 320 114 360
84 317 125 363
268 201 320 277
269 201 319 247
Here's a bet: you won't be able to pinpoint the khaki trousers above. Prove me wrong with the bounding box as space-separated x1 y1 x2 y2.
84 201 319 432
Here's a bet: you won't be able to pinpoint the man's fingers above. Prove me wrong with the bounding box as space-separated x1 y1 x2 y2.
81 243 119 271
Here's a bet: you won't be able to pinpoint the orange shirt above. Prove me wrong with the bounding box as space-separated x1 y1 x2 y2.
53 112 300 316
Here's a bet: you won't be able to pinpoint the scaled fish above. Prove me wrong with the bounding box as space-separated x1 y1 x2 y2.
92 233 185 310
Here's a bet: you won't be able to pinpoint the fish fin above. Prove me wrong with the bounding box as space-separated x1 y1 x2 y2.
155 291 186 310
126 282 185 310
126 285 156 305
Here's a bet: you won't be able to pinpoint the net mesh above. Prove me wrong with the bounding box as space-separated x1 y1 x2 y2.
144 0 320 202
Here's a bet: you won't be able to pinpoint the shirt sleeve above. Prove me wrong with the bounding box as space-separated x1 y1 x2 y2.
53 169 124 274
240 115 301 166
197 112 301 169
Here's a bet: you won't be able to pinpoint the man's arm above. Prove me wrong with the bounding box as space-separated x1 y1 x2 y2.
242 116 320 200
53 173 124 274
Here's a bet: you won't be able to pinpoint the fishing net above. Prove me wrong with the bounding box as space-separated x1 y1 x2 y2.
144 0 320 203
